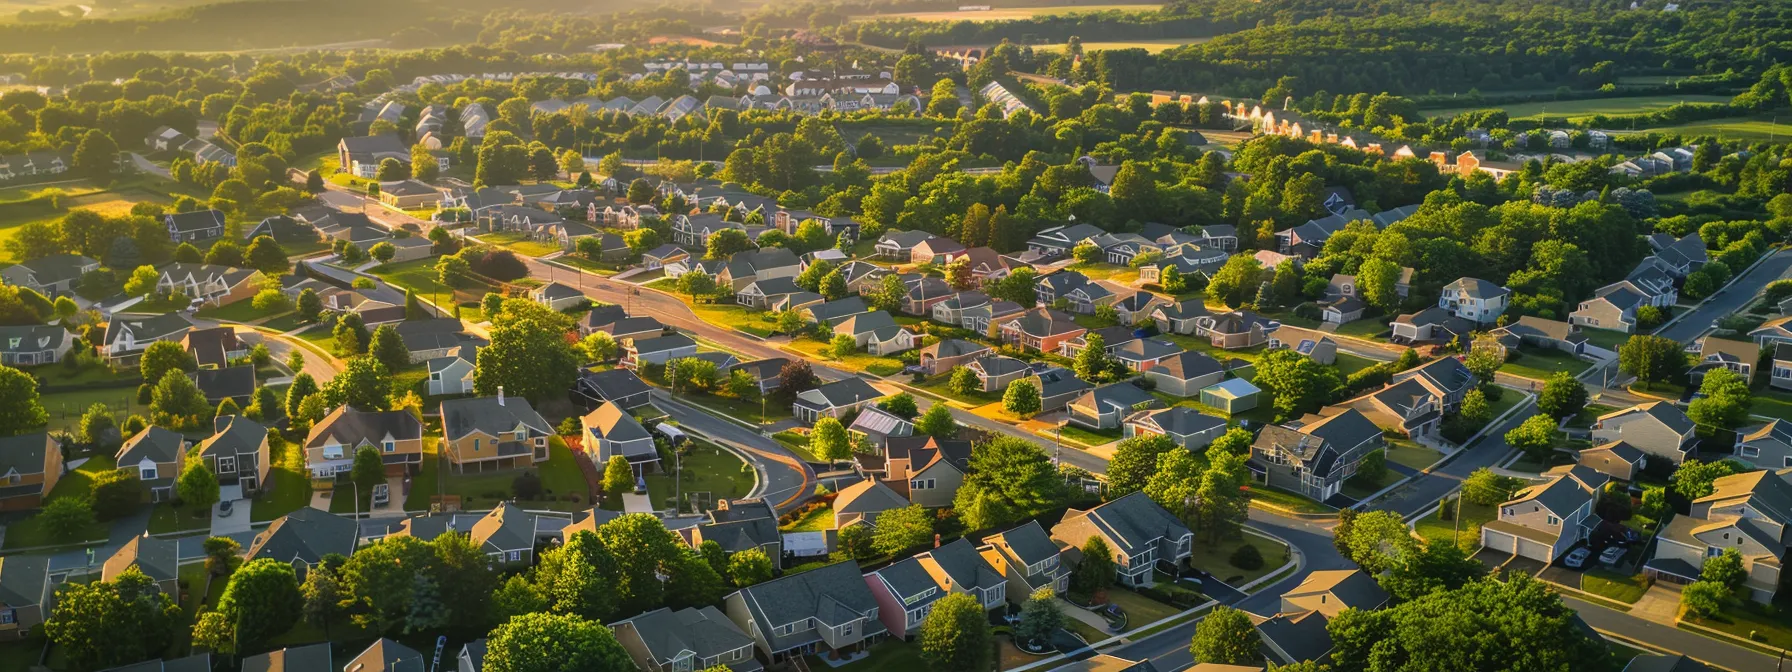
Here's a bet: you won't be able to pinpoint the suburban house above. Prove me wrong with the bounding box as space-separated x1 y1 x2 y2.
303 406 425 488
1201 378 1261 415
1693 336 1761 385
1437 277 1510 324
1751 317 1792 348
582 401 658 477
1648 232 1708 277
1035 271 1089 306
1142 350 1225 397
918 339 991 376
998 308 1087 354
1389 306 1475 345
1122 407 1227 450
614 607 762 672
340 639 425 672
195 416 270 495
427 355 475 397
337 135 410 178
978 521 1071 604
164 210 226 243
396 318 482 364
1491 316 1587 357
1050 492 1193 587
1734 419 1792 471
1069 383 1165 430
191 366 255 405
180 327 247 370
867 539 1006 639
1391 357 1478 411
0 254 97 298
156 263 266 308
1254 569 1389 666
966 355 1032 393
715 248 802 290
834 311 914 356
246 507 359 577
1772 344 1792 391
103 535 180 597
725 359 788 396
847 407 913 449
622 334 699 370
1645 469 1792 603
1591 402 1698 465
1578 441 1648 482
833 480 910 528
1110 338 1183 373
737 277 804 309
856 436 971 509
115 426 189 502
872 230 938 262
0 325 71 367
573 368 654 410
1331 377 1447 440
582 314 665 342
0 555 50 640
1570 283 1647 333
531 283 586 312
1026 223 1106 256
722 561 887 663
1113 292 1168 326
1479 471 1600 563
1266 325 1338 365
1249 409 1382 503
1198 311 1275 349
440 394 554 472
1151 299 1211 335
0 433 59 511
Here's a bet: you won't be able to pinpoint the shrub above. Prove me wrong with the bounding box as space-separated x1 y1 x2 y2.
468 249 529 281
1229 543 1264 570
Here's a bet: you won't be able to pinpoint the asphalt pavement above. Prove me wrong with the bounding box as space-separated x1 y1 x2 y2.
648 390 815 514
1658 248 1792 343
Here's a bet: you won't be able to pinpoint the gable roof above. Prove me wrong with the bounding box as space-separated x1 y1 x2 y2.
305 406 424 448
583 402 651 444
732 560 882 639
834 479 909 515
196 415 266 460
1055 491 1190 556
800 378 883 409
116 426 185 466
616 606 755 664
442 396 552 441
104 535 179 584
247 507 358 566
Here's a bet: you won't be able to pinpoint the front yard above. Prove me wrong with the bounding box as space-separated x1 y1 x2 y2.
1683 601 1792 651
368 258 489 323
1414 499 1495 550
1245 485 1335 515
1499 348 1593 380
906 371 1000 407
481 231 565 257
1582 328 1631 352
779 503 834 532
658 288 780 338
1385 437 1444 471
1334 352 1381 376
1186 531 1291 586
643 440 755 513
1753 390 1792 423
1581 569 1650 604
3 455 116 549
1334 318 1391 341
1054 423 1121 448
404 436 591 512
1568 403 1619 429
772 430 828 464
195 300 291 324
782 338 905 377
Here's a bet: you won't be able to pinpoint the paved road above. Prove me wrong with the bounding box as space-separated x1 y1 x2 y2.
1565 596 1779 671
649 390 815 514
310 181 430 231
1369 393 1536 520
1658 248 1792 343
128 153 169 179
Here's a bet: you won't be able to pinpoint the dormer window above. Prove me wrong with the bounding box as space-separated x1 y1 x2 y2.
383 440 395 453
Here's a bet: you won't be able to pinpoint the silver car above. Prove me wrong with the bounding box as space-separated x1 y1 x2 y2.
1563 547 1592 569
1599 546 1626 566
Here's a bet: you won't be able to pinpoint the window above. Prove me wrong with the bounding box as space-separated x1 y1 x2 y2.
1742 445 1761 457
1546 515 1560 526
507 550 520 562
140 466 157 481
911 479 934 490
323 444 343 459
383 440 395 453
1 610 13 624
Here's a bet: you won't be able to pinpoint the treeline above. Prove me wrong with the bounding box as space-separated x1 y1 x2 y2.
842 10 1249 49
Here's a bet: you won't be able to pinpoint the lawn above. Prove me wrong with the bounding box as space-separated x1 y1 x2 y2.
1245 485 1335 514
853 4 1162 21
809 641 924 672
39 387 148 433
1065 262 1139 284
3 455 116 549
28 360 137 388
1385 437 1444 471
1641 115 1792 141
1427 94 1733 122
782 337 905 377
1105 588 1184 630
253 436 312 523
1568 403 1619 429
481 231 565 257
405 436 591 512
1582 328 1632 352
1034 37 1211 53
908 370 1000 407
1414 500 1495 550
368 258 487 322
1334 352 1381 377
680 391 791 425
195 300 291 324
644 440 755 513
1499 348 1592 380
772 430 828 464
779 503 834 531
1187 531 1290 585
1334 318 1391 341
1151 391 1274 426
1343 467 1399 501
1157 333 1264 364
555 255 626 276
147 502 210 534
1056 423 1121 448
1753 391 1792 423
1683 601 1792 651
1582 569 1651 604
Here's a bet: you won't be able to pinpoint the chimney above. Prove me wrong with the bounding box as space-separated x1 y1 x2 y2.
497 386 505 406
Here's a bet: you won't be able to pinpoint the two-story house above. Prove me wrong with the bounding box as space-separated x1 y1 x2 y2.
1035 271 1089 307
0 555 50 640
440 394 554 472
164 210 225 243
1250 409 1382 503
1646 469 1792 603
157 263 265 307
1771 344 1792 391
614 607 761 672
1570 282 1647 334
0 254 97 298
0 433 59 511
103 313 193 366
867 539 1006 639
1122 407 1227 451
793 378 885 425
998 308 1086 354
0 325 72 368
246 507 359 579
1390 357 1477 411
978 520 1071 604
103 535 180 597
194 416 270 495
1050 492 1193 587
856 437 971 508
680 499 783 564
303 406 425 498
1069 383 1165 430
723 560 887 664
1591 402 1698 466
1025 223 1106 256
115 426 189 502
917 339 992 376
1480 471 1600 563
1693 336 1761 386
582 401 658 478
1437 277 1510 325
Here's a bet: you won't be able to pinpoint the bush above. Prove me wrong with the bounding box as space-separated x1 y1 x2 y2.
1229 543 1264 570
467 249 529 281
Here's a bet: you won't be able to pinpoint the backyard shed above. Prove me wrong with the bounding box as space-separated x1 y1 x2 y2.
1201 378 1261 415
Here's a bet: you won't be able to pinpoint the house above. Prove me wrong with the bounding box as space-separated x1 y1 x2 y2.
833 311 915 356
1200 378 1260 415
918 339 991 375
737 277 804 309
998 308 1087 354
1035 271 1089 306
116 426 189 502
641 244 689 271
793 378 884 424
1751 316 1792 348
1112 292 1168 326
1266 325 1338 365
1622 655 1712 672
164 210 226 243
156 263 265 308
978 520 1071 604
1591 402 1697 465
190 366 255 405
1492 316 1586 357
1112 338 1184 372
717 248 803 290
1278 569 1388 618
722 560 887 663
959 299 1023 334
441 394 553 472
873 230 936 262
1069 382 1165 430
246 507 358 577
582 314 665 342
427 355 475 396
102 535 180 597
912 237 966 265
341 639 425 672
898 276 954 316
337 135 411 178
378 180 438 209
303 406 425 485
0 555 49 640
1773 343 1792 391
613 607 762 672
1151 299 1211 336
1650 232 1708 278
1479 472 1600 563
0 254 97 297
1250 409 1382 502
868 538 1006 639
1051 492 1193 587
855 436 970 508
582 401 657 476
1646 469 1792 603
1579 441 1648 481
725 358 788 396
573 368 654 410
0 325 72 367
1571 283 1647 334
804 296 872 327
931 291 992 326
1032 367 1094 412
468 503 540 565
1391 357 1477 411
833 479 909 528
1693 336 1760 385
622 333 699 369
848 406 914 449
179 327 247 369
0 433 60 510
1253 571 1388 666
1027 223 1107 256
196 416 270 495
1199 311 1274 349
966 355 1031 393
531 283 586 312
1390 306 1475 345
1123 407 1226 450
672 213 746 248
1438 277 1510 324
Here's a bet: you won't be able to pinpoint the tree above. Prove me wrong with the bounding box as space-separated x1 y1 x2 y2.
1194 445 1251 542
44 567 181 671
1189 606 1261 666
151 370 210 428
325 356 391 410
915 404 957 439
1672 459 1745 500
603 454 633 496
1108 435 1177 498
89 470 139 521
579 332 618 363
1681 578 1733 619
948 367 979 396
202 536 243 578
810 416 852 462
1358 258 1402 311
1328 574 1616 672
484 613 634 672
368 325 409 371
1503 414 1559 463
296 288 323 322
727 548 774 587
1252 348 1343 421
244 236 288 274
964 435 1062 518
1206 254 1262 307
0 365 46 434
205 240 245 268
919 593 991 671
1688 367 1753 431
627 179 654 204
1537 370 1588 419
1463 468 1523 506
778 360 818 395
926 78 961 117
375 157 408 181
78 403 116 449
351 445 385 509
72 129 119 178
491 575 547 624
1071 536 1115 595
1335 510 1418 575
592 514 685 616
285 373 318 419
1013 588 1065 645
337 535 435 633
1073 332 1111 380
368 242 396 264
879 393 919 419
533 530 620 621
474 300 580 403
838 523 876 560
212 558 302 651
333 312 369 356
871 504 935 555
1699 547 1746 596
1003 378 1041 417
1463 334 1505 384
1618 334 1689 390
176 460 220 512
140 340 197 390
301 564 344 639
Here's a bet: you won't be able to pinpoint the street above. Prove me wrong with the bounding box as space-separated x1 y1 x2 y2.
649 390 816 514
1657 248 1792 343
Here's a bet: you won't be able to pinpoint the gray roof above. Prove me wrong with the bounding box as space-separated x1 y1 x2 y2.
729 358 789 381
579 368 651 400
14 254 94 286
105 535 179 583
629 333 697 354
1152 350 1222 381
105 312 192 346
196 416 266 460
1113 338 1183 363
875 554 941 602
0 433 53 479
305 406 423 449
165 209 225 234
925 339 992 360
584 402 651 444
0 325 68 356
471 502 537 552
586 315 664 337
190 365 255 401
441 396 552 441
617 606 756 664
1132 407 1224 437
116 426 185 466
1623 654 1712 672
1055 492 1190 556
98 653 213 672
345 638 424 672
1034 367 1092 400
247 507 357 566
924 537 1004 591
1255 610 1334 663
836 311 897 337
536 282 583 301
733 560 883 642
808 296 871 324
1301 408 1383 452
745 276 803 297
241 643 334 672
1509 473 1595 518
395 318 471 353
0 555 46 608
834 479 908 515
799 378 883 409
1079 382 1163 416
1443 277 1509 299
987 520 1060 566
459 641 486 672
970 355 1029 377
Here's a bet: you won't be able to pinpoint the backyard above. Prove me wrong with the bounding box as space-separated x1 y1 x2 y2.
481 231 565 257
643 440 755 513
1499 348 1592 380
1753 390 1792 423
782 338 905 377
368 258 489 323
252 437 312 523
779 503 834 532
195 300 291 324
404 436 591 512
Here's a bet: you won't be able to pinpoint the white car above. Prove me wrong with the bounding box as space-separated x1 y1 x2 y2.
1599 546 1627 566
1563 547 1592 569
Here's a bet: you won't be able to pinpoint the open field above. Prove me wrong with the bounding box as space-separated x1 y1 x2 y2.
852 4 1162 21
1035 37 1210 53
1638 115 1792 141
1427 94 1734 121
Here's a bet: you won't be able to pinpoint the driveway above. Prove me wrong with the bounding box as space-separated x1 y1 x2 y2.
210 484 251 536
1628 584 1683 625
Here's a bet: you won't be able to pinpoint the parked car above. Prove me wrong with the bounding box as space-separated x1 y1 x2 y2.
218 499 233 517
1599 546 1626 566
1563 547 1592 569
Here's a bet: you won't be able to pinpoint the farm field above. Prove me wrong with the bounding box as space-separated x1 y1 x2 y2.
1638 115 1792 141
1034 37 1210 53
853 4 1162 22
1427 94 1733 121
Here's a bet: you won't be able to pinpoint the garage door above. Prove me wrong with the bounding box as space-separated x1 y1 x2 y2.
1482 527 1517 554
1516 537 1554 563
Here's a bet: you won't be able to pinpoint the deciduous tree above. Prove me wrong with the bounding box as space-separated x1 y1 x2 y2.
1189 606 1261 666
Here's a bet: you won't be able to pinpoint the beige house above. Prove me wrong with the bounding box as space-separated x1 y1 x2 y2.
977 521 1070 605
1479 471 1600 563
1591 402 1697 465
1646 469 1792 603
1736 420 1792 471
1277 569 1388 618
1144 350 1225 398
1695 336 1761 383
194 415 271 495
303 406 426 486
0 433 60 511
721 561 886 664
1050 493 1192 588
156 263 266 307
613 607 760 672
439 395 554 472
855 437 970 509
832 479 909 528
102 536 180 596
115 427 190 502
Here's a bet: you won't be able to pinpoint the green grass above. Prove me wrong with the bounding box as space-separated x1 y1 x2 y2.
1105 588 1183 630
1582 328 1632 351
853 4 1162 21
1385 437 1444 471
147 502 210 534
1640 115 1792 141
481 231 565 257
406 436 591 512
782 337 905 376
780 504 834 531
1428 94 1734 122
809 641 925 672
1065 262 1139 284
1414 500 1495 550
1582 569 1651 604
1499 348 1593 380
1334 352 1381 377
367 257 486 322
253 436 311 523
1158 333 1264 364
1057 423 1122 448
3 455 116 549
28 360 138 387
1568 403 1619 430
1187 531 1290 585
40 387 151 433
1683 600 1792 650
644 441 755 513
1334 318 1391 341
261 312 315 333
908 370 1001 407
0 636 42 672
1151 391 1275 426
1245 485 1335 514
1753 391 1792 423
195 300 290 323
1034 38 1211 53
772 430 827 464
1344 466 1400 500
556 255 625 276
656 289 780 338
